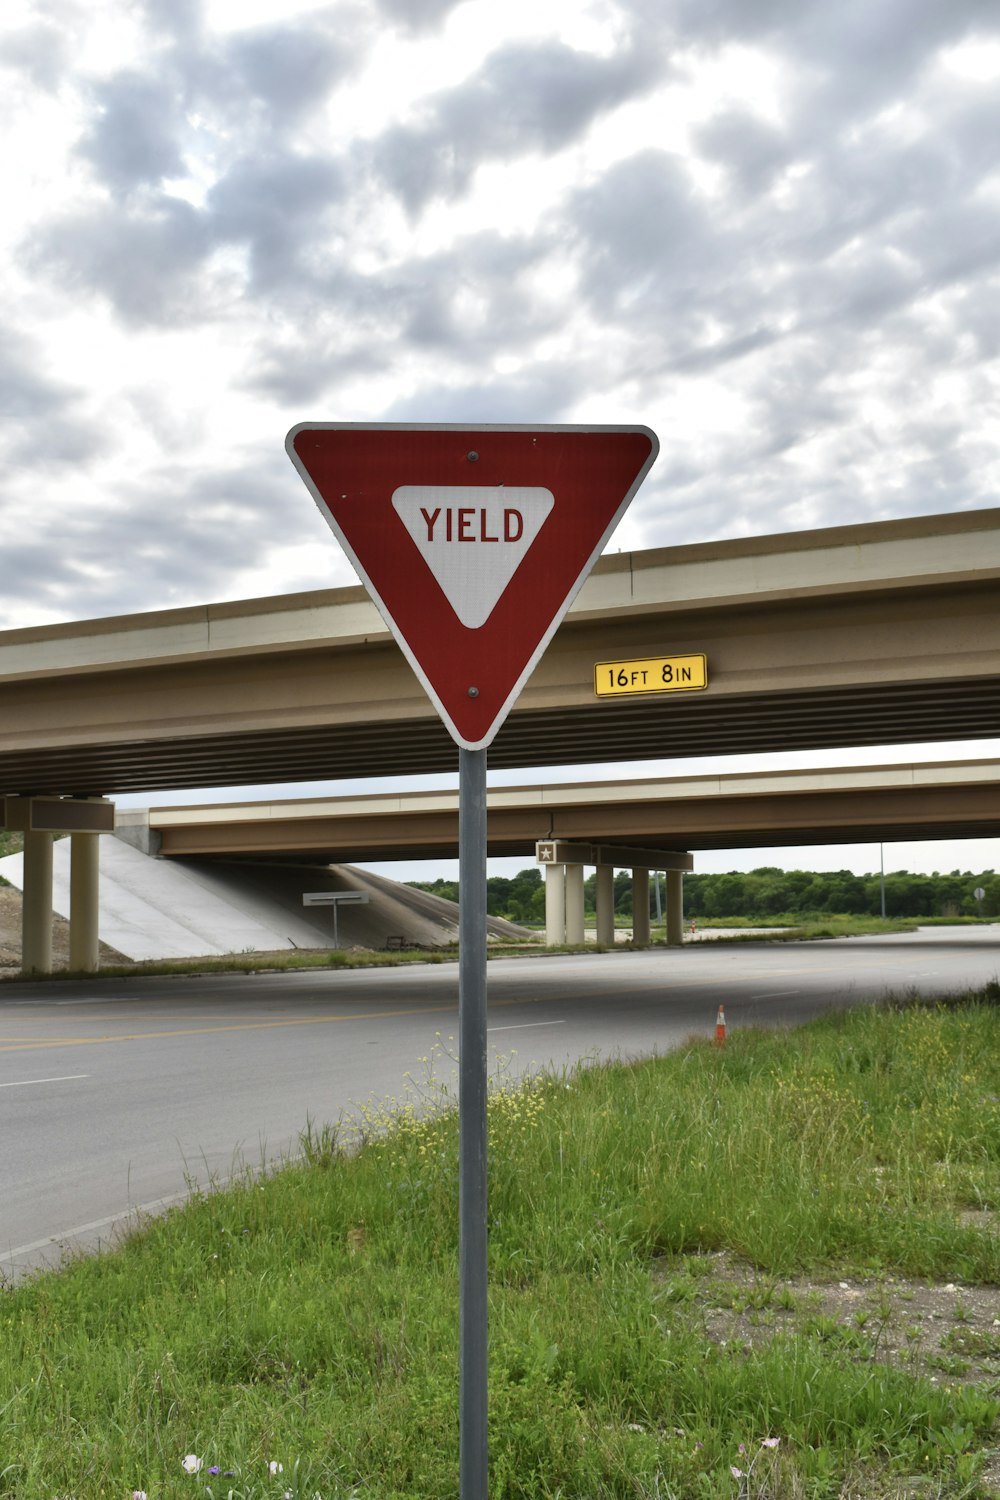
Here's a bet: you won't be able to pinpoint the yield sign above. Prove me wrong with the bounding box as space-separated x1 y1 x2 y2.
286 422 658 749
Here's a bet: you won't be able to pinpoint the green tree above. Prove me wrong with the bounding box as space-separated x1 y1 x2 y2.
506 867 545 924
613 870 632 916
980 875 1000 917
485 876 513 916
406 877 459 903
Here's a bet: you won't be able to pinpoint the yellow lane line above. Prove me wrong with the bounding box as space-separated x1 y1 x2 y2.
0 996 535 1055
0 1003 458 1053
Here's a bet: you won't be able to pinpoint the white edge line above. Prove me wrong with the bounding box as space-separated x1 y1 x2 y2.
0 1073 89 1088
5 1191 187 1262
487 1020 567 1032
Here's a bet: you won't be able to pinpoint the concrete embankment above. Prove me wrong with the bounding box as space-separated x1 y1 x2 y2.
0 836 528 963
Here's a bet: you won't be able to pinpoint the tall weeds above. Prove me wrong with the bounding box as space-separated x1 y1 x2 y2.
1 997 999 1497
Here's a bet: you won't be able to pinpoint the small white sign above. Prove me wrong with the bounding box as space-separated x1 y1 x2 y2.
302 892 369 907
392 485 554 628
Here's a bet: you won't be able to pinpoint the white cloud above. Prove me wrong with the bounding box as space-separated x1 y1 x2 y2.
3 0 1000 876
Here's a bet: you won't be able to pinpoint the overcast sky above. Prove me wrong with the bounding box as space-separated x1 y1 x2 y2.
3 0 1000 880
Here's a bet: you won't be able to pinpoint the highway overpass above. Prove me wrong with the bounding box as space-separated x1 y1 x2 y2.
4 506 1000 969
3 506 1000 795
114 756 1000 950
132 758 1000 864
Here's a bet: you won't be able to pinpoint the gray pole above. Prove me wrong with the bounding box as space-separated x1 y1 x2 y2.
880 843 886 920
459 745 489 1498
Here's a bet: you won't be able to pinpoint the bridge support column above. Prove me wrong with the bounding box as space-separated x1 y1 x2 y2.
545 863 566 946
565 863 585 946
539 841 692 952
595 864 615 947
665 870 684 947
69 831 101 973
22 830 54 975
632 867 650 948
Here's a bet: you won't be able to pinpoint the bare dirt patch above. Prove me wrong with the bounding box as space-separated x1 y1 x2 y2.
659 1249 1000 1386
657 1251 1000 1494
0 883 125 972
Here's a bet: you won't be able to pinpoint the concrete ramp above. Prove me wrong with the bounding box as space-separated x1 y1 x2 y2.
0 839 529 962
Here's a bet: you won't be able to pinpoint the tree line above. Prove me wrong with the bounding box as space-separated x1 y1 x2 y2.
408 865 1000 924
684 866 1000 920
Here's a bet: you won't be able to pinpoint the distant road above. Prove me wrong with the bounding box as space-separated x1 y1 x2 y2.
2 928 998 1280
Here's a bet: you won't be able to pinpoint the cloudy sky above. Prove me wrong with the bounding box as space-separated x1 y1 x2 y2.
3 0 1000 879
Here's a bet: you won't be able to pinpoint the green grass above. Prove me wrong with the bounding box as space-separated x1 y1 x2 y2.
3 993 1000 1497
681 914 977 942
685 914 997 930
0 828 22 883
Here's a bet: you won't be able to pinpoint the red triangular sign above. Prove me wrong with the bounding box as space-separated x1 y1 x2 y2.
286 423 658 749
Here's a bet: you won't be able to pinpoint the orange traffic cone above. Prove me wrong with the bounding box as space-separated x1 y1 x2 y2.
714 1005 727 1045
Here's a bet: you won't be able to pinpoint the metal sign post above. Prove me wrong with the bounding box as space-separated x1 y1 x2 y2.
458 746 488 1498
302 890 370 949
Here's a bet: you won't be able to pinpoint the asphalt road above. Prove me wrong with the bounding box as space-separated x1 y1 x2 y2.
2 928 998 1280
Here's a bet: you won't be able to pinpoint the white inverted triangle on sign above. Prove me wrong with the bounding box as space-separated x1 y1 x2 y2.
392 485 554 628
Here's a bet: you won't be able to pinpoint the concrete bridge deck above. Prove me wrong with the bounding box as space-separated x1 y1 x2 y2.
135 757 1000 864
3 506 1000 796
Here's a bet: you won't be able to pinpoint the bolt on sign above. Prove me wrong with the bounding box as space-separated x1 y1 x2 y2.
285 423 659 748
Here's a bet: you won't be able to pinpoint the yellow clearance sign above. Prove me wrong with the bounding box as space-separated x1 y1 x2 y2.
595 653 708 697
